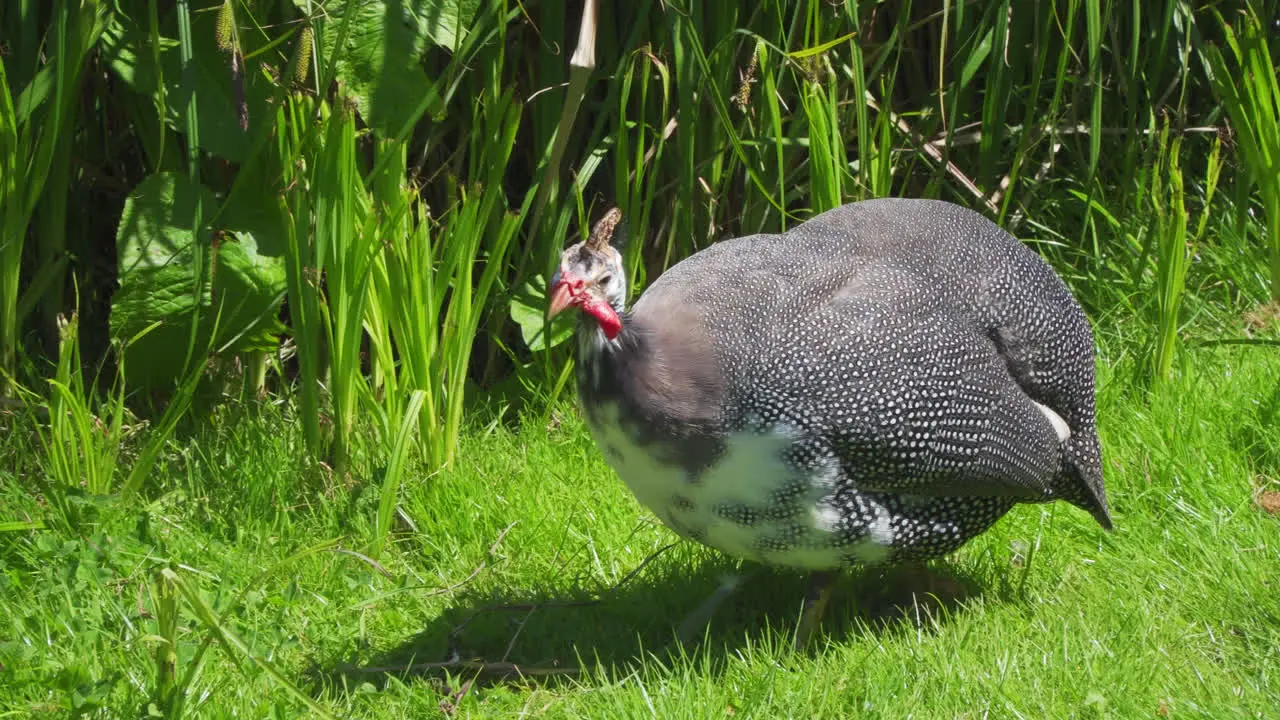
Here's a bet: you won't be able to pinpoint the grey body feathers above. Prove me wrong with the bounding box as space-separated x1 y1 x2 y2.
580 199 1109 568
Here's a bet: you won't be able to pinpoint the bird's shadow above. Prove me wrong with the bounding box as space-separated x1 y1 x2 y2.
319 547 1002 696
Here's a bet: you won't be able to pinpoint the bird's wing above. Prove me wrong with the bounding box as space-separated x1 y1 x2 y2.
742 261 1066 501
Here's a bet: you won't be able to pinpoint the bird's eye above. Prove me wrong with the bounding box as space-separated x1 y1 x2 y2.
598 274 612 285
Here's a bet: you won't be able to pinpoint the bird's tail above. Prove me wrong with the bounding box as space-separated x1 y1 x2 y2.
1059 432 1112 529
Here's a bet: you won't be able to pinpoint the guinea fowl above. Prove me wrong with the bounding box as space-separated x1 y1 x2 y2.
548 199 1111 642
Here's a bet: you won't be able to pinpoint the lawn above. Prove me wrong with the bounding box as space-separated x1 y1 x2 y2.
3 323 1278 718
4 0 1280 716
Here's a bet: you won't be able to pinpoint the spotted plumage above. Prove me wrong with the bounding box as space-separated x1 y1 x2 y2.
550 199 1110 574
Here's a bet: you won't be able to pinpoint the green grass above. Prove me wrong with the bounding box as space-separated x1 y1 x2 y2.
3 319 1279 717
4 1 1280 714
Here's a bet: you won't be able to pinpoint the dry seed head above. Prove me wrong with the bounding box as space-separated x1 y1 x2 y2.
293 25 314 87
734 48 759 109
232 52 249 130
215 1 234 52
586 207 622 251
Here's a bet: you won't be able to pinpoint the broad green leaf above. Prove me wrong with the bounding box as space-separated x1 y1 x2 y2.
303 0 478 135
99 4 273 163
111 173 217 389
216 174 291 353
509 276 575 352
98 15 179 87
111 173 288 390
210 233 289 353
304 0 479 52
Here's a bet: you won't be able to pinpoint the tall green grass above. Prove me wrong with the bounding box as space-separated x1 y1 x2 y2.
12 304 206 534
0 1 104 395
1149 130 1225 382
312 99 370 476
1 0 1277 540
16 311 128 529
1203 4 1280 302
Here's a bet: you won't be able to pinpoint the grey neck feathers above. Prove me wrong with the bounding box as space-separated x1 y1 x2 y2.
577 309 724 433
577 309 641 395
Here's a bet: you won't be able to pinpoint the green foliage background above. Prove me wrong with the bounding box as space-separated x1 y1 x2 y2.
1 0 1277 488
2 2 1280 715
2 0 1275 408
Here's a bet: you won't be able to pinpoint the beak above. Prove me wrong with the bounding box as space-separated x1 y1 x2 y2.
548 273 575 318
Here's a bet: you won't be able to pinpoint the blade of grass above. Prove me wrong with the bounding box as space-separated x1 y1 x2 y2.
372 390 425 555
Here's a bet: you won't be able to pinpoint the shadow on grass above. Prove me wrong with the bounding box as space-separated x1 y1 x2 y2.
317 550 991 697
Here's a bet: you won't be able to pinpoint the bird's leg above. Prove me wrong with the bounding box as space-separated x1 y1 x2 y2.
676 570 757 645
896 560 968 608
794 570 838 649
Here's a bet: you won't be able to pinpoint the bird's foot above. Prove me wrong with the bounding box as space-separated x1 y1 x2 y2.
894 560 970 610
793 570 838 650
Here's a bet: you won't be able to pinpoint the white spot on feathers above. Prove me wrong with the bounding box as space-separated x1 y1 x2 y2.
848 501 894 564
812 504 842 532
1033 401 1071 443
587 403 847 569
868 504 895 544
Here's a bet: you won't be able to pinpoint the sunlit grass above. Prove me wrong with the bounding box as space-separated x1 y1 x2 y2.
4 0 1280 715
1 201 1277 713
2 314 1278 715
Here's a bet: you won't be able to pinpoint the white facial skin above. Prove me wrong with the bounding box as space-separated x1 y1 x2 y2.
592 247 628 311
549 243 628 337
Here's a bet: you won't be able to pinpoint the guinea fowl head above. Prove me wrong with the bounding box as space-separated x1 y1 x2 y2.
548 208 627 339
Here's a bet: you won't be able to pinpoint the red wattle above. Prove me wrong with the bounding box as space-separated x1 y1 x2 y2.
583 300 622 339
